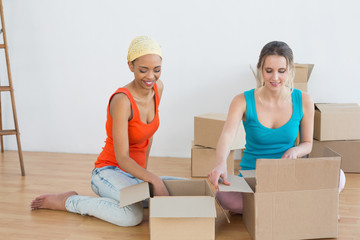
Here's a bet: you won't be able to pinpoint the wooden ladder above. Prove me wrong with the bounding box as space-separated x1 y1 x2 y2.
0 0 25 176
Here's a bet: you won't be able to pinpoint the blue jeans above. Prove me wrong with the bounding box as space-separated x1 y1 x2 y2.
65 165 184 226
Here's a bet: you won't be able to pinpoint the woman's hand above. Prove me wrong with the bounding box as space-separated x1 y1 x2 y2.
281 147 299 159
151 175 169 196
208 165 230 191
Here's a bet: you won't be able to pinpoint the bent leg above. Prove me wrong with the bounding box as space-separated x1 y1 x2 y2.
216 191 243 214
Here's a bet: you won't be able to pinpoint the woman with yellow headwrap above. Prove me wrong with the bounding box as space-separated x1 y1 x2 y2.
31 36 180 226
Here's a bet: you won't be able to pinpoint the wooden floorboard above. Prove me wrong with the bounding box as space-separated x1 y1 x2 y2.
0 151 359 239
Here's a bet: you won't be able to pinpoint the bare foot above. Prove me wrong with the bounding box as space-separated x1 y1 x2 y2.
30 191 78 211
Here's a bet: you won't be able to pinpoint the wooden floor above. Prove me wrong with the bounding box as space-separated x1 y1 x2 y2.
0 151 359 240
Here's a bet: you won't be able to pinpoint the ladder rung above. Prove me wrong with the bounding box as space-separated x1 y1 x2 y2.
0 44 4 48
0 86 11 91
0 129 17 136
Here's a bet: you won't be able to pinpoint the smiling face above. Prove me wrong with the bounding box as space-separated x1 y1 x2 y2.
128 54 162 89
262 55 288 91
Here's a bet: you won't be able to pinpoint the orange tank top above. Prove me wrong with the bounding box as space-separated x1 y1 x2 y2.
94 83 160 169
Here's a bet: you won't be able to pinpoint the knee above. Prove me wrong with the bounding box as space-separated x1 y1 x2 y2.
114 202 144 227
216 191 243 214
338 169 346 193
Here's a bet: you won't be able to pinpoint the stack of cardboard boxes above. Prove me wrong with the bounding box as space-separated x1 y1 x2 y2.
312 103 360 172
191 113 246 177
295 63 360 173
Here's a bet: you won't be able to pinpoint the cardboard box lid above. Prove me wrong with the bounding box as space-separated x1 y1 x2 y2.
218 174 254 193
255 147 341 192
150 196 216 218
315 103 360 113
294 63 314 83
119 181 150 208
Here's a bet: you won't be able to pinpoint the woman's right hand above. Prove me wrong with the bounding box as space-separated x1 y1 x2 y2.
208 165 230 191
151 175 169 196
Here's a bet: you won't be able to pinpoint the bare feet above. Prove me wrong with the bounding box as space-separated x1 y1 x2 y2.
30 191 78 211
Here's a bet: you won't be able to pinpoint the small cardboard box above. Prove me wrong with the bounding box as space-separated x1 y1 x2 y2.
194 113 245 149
191 144 234 177
119 179 222 240
219 147 341 240
314 103 360 141
313 139 360 173
294 63 314 92
150 180 217 240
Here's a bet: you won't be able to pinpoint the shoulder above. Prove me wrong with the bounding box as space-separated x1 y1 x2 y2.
109 92 131 118
232 93 246 105
229 93 246 114
156 79 164 99
301 91 314 107
300 91 314 116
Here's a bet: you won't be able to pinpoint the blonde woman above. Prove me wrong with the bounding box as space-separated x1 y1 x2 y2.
209 41 346 214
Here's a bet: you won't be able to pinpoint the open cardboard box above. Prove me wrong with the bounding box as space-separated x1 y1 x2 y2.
293 63 314 92
219 147 341 240
119 179 226 240
314 103 360 141
191 143 234 177
194 113 245 150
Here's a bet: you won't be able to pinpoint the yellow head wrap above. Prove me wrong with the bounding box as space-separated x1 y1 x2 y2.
127 36 162 62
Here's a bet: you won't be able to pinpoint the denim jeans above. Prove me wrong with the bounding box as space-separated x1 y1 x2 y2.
65 165 184 226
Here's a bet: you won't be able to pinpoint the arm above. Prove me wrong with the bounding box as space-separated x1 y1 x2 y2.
145 136 153 168
156 79 164 99
282 92 314 159
208 93 246 190
110 94 169 196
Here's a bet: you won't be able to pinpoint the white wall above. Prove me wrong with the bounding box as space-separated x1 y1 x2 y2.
2 0 360 158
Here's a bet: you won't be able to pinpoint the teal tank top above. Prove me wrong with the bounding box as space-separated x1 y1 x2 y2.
240 88 303 170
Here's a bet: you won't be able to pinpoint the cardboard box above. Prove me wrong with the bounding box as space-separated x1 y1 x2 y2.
294 63 314 92
313 139 360 173
194 113 245 150
219 147 341 240
293 82 308 92
191 144 234 177
314 103 360 141
150 180 217 240
119 179 224 240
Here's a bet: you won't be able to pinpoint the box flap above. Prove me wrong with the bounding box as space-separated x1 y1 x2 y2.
239 170 256 178
150 196 216 218
119 181 150 208
195 112 227 121
315 103 360 113
294 64 314 83
218 175 254 193
255 147 341 192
